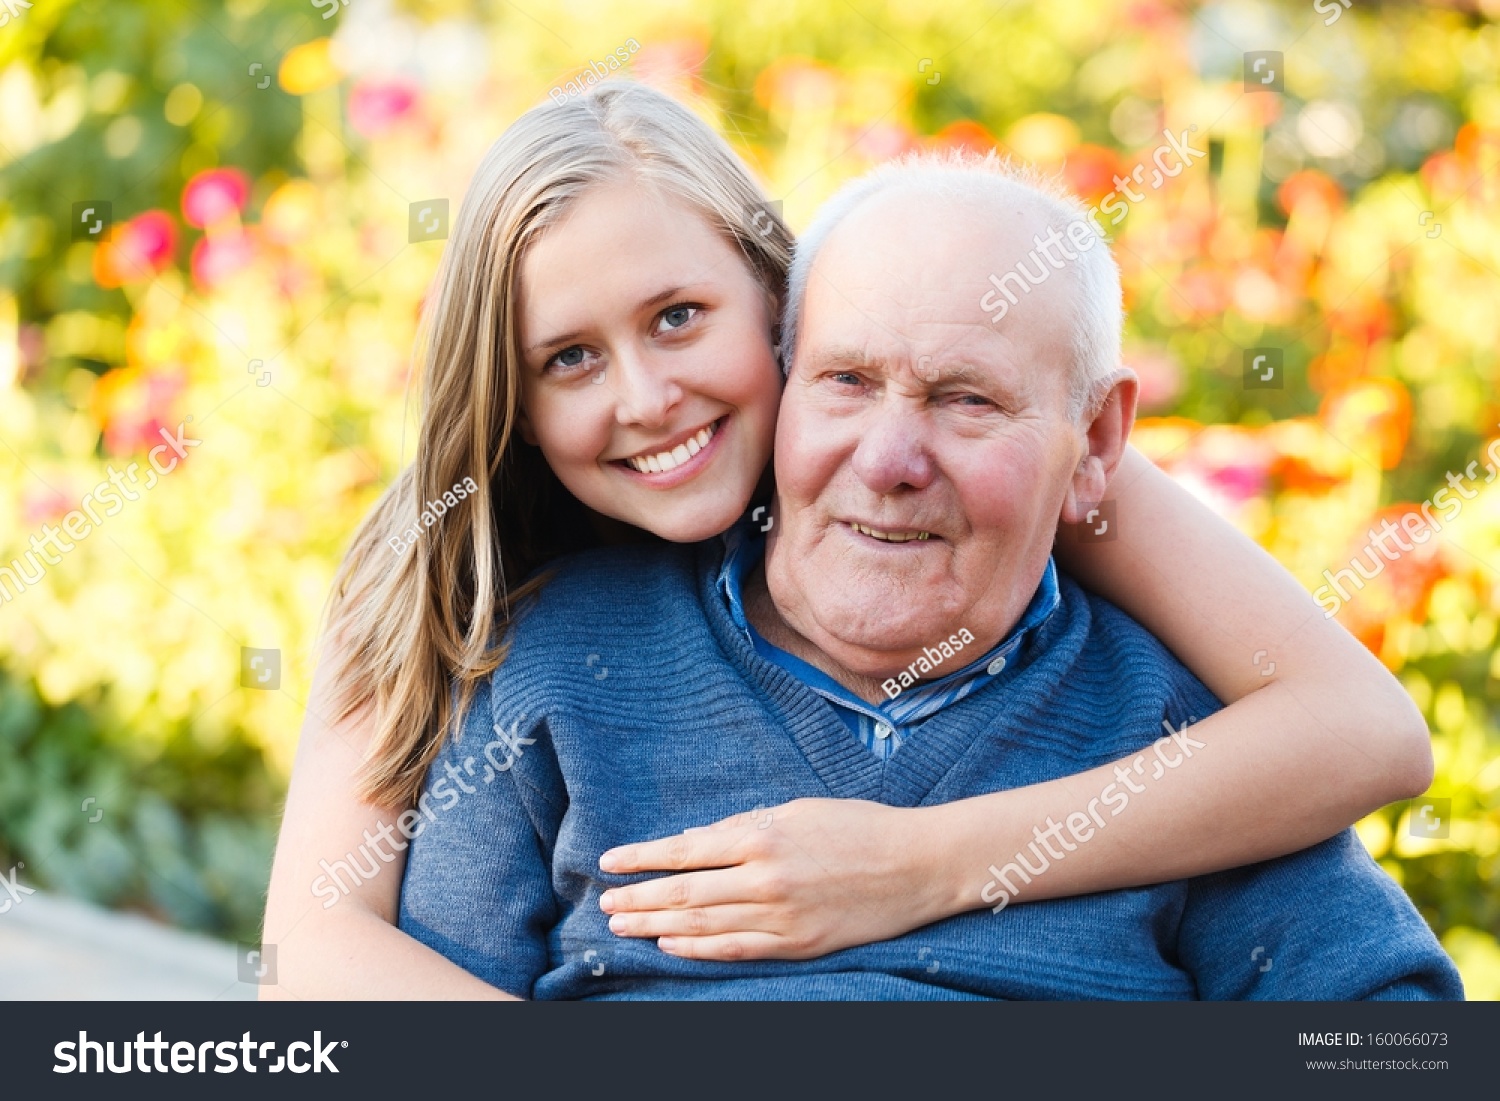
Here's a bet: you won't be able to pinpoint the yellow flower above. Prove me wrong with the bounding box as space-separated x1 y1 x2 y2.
279 39 341 96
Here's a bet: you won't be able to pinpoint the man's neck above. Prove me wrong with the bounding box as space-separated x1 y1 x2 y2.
741 559 904 706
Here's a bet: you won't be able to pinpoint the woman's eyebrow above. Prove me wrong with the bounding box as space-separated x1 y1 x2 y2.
638 283 693 310
524 284 701 356
526 328 586 357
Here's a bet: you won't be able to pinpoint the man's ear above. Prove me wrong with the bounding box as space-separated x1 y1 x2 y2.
1061 369 1139 525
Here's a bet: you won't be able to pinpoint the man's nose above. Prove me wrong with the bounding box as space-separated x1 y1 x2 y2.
610 346 683 429
850 403 936 494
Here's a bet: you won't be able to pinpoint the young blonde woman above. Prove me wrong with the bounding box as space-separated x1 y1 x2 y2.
262 82 1432 998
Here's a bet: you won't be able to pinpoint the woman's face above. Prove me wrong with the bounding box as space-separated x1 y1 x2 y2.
517 180 783 542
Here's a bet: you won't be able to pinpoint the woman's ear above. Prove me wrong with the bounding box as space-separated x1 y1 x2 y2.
1061 369 1139 525
518 406 539 447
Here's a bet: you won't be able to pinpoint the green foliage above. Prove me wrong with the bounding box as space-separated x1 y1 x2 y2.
0 671 277 941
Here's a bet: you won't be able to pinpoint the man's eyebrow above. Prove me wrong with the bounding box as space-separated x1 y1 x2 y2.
808 347 994 384
925 361 986 383
524 284 701 356
808 346 880 370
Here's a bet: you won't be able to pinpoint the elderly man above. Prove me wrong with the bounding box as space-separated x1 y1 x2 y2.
397 154 1461 1000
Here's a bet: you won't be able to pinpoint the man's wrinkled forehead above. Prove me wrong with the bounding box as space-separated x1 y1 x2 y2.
793 189 1075 383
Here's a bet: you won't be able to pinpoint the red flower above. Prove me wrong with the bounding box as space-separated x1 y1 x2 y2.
927 120 998 156
1276 170 1344 218
1064 144 1124 204
182 168 251 228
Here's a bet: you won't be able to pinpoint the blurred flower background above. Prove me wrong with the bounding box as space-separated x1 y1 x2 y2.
1 0 1498 994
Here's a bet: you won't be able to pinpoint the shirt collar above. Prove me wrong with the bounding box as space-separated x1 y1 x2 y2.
716 522 1062 714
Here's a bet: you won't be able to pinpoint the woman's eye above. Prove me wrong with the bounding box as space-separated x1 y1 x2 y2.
656 305 699 333
545 346 591 372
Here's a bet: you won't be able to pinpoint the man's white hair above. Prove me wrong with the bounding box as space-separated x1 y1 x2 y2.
782 150 1123 420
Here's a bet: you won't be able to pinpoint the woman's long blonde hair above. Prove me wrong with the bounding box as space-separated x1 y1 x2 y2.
323 82 792 809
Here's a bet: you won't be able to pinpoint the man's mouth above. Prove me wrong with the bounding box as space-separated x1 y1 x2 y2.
848 521 933 543
618 417 723 475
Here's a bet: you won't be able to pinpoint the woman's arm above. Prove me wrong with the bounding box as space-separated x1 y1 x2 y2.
597 444 1433 960
260 639 514 1000
925 442 1431 899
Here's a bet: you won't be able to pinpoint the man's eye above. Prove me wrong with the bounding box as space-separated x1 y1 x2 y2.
656 305 699 333
830 372 862 386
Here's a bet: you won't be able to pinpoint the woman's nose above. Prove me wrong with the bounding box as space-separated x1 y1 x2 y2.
609 348 684 429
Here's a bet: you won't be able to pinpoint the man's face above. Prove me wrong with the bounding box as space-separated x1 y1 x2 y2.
765 187 1090 679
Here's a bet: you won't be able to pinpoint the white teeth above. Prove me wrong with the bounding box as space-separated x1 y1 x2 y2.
851 522 931 543
624 422 718 474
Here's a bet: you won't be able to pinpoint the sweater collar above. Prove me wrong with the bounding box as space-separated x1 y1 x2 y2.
695 531 1070 806
715 521 1061 716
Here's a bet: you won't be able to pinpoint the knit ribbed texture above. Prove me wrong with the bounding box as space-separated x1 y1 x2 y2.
398 540 1463 1001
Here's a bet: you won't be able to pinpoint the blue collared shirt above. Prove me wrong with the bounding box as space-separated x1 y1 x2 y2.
716 524 1061 758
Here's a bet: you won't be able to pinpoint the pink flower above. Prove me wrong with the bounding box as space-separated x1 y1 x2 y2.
849 120 917 162
1203 463 1268 503
190 231 256 291
92 210 177 287
182 168 251 228
348 78 419 138
1190 427 1273 504
96 368 187 456
22 485 73 526
1124 345 1182 411
121 210 177 269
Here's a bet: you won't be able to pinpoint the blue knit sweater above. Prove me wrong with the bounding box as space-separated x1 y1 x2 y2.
397 539 1463 1001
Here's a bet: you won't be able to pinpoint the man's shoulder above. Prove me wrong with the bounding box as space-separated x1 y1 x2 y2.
1037 572 1224 734
1052 571 1197 676
1178 828 1465 1000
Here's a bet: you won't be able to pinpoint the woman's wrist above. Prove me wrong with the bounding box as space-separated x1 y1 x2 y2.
908 801 996 922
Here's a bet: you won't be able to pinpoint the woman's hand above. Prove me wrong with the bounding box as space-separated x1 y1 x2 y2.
597 798 961 960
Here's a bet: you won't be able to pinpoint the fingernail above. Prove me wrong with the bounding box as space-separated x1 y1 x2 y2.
658 937 678 953
608 914 627 933
599 851 621 872
599 890 615 912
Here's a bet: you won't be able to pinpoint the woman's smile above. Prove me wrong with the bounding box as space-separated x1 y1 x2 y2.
612 415 728 487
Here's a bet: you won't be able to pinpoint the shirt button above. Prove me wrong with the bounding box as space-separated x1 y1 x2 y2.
987 656 1007 676
874 723 893 740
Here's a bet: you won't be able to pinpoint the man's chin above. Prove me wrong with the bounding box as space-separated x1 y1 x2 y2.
798 615 949 678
